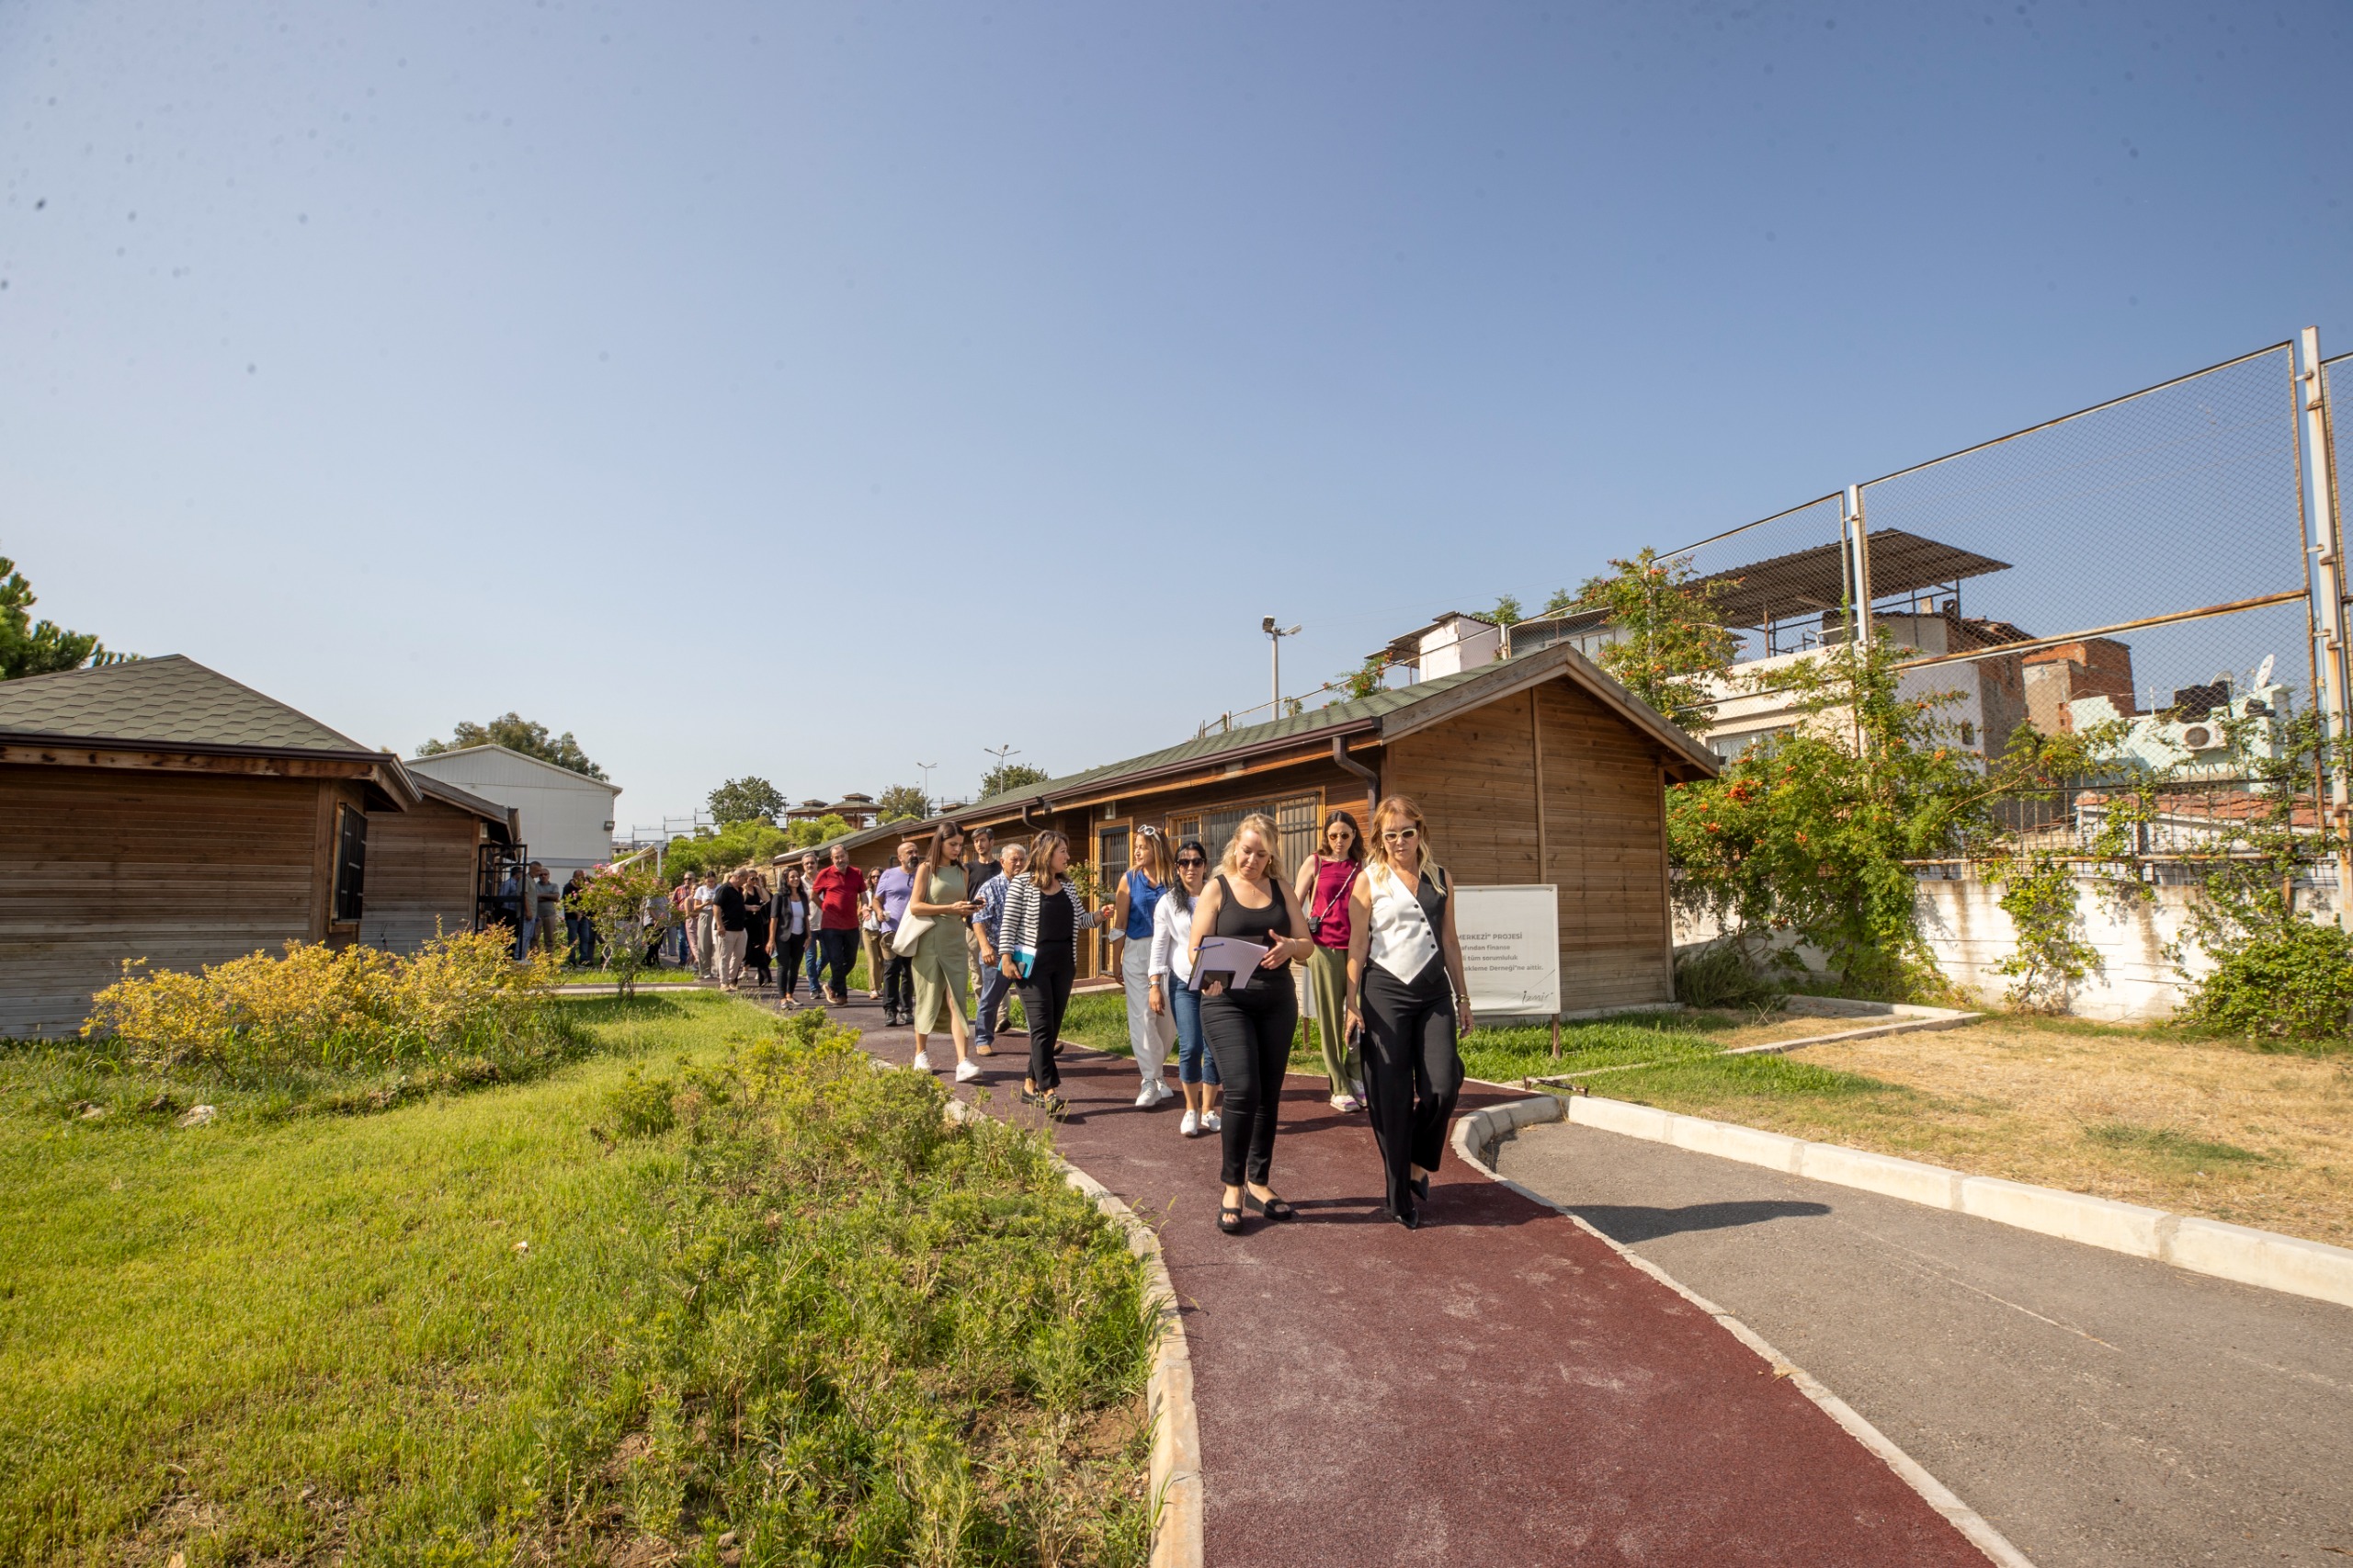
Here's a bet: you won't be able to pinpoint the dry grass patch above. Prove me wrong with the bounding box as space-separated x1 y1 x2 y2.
1609 1017 2353 1247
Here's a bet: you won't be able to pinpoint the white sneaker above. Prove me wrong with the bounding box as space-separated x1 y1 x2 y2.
1179 1108 1200 1138
911 1051 933 1072
954 1059 982 1083
1134 1083 1160 1108
1201 1110 1222 1132
1154 1078 1176 1104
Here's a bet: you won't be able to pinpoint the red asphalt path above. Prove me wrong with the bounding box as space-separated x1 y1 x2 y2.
823 994 1990 1566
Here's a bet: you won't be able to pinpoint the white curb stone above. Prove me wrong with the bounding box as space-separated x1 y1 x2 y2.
2165 1216 2353 1305
1530 1091 2353 1311
1666 1115 1805 1174
1568 1096 1673 1142
1958 1177 2171 1259
1797 1143 1965 1209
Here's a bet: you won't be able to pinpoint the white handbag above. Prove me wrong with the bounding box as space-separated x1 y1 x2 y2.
891 907 934 957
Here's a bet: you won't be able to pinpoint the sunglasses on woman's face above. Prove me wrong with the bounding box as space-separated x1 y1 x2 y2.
1176 855 1206 868
1381 826 1419 842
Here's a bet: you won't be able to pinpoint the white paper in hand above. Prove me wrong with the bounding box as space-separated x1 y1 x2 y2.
1191 936 1268 993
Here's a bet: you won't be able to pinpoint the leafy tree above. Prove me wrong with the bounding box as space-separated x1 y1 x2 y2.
0 555 109 679
707 776 785 825
786 813 853 851
1542 586 1580 614
1669 633 1986 998
1333 655 1388 702
664 819 792 881
875 784 929 823
1488 594 1523 629
979 761 1050 800
419 713 608 779
1574 549 1738 730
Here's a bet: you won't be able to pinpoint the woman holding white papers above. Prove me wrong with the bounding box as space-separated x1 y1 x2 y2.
1148 838 1221 1138
1343 794 1472 1230
1187 813 1314 1235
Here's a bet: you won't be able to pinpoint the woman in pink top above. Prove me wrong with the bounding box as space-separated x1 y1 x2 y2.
1292 808 1366 1112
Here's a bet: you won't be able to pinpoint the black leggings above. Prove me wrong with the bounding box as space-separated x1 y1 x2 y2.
777 932 808 997
1018 950 1075 1091
1360 961 1463 1217
1201 979 1298 1187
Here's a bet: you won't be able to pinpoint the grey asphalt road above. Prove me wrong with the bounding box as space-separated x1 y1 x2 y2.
1494 1119 2353 1568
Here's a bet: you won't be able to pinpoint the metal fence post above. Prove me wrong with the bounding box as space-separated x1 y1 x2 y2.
1843 484 1870 752
2300 326 2352 892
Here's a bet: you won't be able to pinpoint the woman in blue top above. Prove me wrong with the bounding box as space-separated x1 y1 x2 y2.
1105 825 1179 1108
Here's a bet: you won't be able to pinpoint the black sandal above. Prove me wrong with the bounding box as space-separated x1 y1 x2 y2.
1392 1206 1421 1231
1410 1174 1431 1203
1244 1191 1296 1221
1218 1205 1245 1236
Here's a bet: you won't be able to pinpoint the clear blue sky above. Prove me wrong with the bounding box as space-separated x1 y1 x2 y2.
4 1 2347 826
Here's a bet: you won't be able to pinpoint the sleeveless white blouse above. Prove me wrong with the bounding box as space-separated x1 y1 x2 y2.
1365 862 1441 981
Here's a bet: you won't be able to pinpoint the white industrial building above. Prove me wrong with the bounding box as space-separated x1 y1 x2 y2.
405 744 621 875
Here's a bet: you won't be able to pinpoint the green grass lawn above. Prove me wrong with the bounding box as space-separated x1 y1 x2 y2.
0 994 1152 1566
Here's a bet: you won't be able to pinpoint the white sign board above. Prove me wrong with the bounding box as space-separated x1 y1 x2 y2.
1453 884 1560 1019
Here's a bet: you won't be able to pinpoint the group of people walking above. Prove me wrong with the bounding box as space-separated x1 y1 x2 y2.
663 795 1472 1232
896 797 1473 1233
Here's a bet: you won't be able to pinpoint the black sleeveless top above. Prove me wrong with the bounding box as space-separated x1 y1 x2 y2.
1211 873 1292 993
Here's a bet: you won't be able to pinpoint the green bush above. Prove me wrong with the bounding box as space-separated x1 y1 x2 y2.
81 930 574 1079
615 1006 1154 1562
2180 918 2353 1048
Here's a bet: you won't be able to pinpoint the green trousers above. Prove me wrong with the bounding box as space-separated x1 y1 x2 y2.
1306 945 1358 1096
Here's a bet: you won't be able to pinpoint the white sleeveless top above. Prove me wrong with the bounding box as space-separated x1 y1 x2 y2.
1365 862 1441 982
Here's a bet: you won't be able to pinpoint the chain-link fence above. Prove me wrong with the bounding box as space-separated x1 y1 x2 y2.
1617 341 2335 789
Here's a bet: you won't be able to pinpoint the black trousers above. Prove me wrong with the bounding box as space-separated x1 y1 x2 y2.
881 950 915 1017
1018 950 1076 1090
1360 960 1464 1219
1201 979 1298 1187
777 933 808 997
817 929 858 997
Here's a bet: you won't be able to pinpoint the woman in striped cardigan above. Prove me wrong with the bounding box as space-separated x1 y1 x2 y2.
997 830 1110 1110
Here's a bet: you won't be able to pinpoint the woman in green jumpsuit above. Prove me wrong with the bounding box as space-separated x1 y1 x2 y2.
907 820 983 1082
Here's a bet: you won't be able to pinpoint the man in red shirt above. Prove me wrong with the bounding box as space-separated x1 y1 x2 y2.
811 845 868 1006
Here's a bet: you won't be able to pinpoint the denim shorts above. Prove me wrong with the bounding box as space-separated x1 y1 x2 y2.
1169 983 1220 1084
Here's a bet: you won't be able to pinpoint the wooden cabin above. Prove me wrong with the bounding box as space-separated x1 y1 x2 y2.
359 774 521 953
0 656 513 1038
833 644 1718 1011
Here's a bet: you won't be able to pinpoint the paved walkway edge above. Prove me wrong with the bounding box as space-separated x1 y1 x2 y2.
1547 1091 2353 1311
928 1094 1204 1567
1451 1096 2037 1568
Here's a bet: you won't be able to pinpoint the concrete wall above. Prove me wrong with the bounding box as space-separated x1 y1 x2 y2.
1677 869 2344 1024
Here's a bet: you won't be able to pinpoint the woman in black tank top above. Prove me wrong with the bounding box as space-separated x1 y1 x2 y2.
1185 814 1314 1234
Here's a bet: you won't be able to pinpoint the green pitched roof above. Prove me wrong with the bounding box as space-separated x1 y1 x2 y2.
0 655 374 754
955 662 1502 819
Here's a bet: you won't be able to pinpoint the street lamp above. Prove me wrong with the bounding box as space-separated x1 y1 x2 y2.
1263 616 1302 714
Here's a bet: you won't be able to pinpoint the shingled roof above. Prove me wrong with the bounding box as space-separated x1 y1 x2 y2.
0 655 374 754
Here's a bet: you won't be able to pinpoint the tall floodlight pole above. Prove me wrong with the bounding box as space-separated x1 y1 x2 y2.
1263 616 1302 714
916 761 938 813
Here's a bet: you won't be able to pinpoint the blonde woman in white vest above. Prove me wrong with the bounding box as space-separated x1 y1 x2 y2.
1342 794 1471 1230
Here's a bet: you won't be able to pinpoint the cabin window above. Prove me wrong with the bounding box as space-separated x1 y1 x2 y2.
1201 792 1320 876
332 803 368 924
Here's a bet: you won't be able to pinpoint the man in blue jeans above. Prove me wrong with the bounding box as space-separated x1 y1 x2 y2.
873 839 919 1027
969 842 1027 1054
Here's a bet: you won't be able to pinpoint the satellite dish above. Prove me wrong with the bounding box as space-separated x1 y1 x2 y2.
2254 654 2276 689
